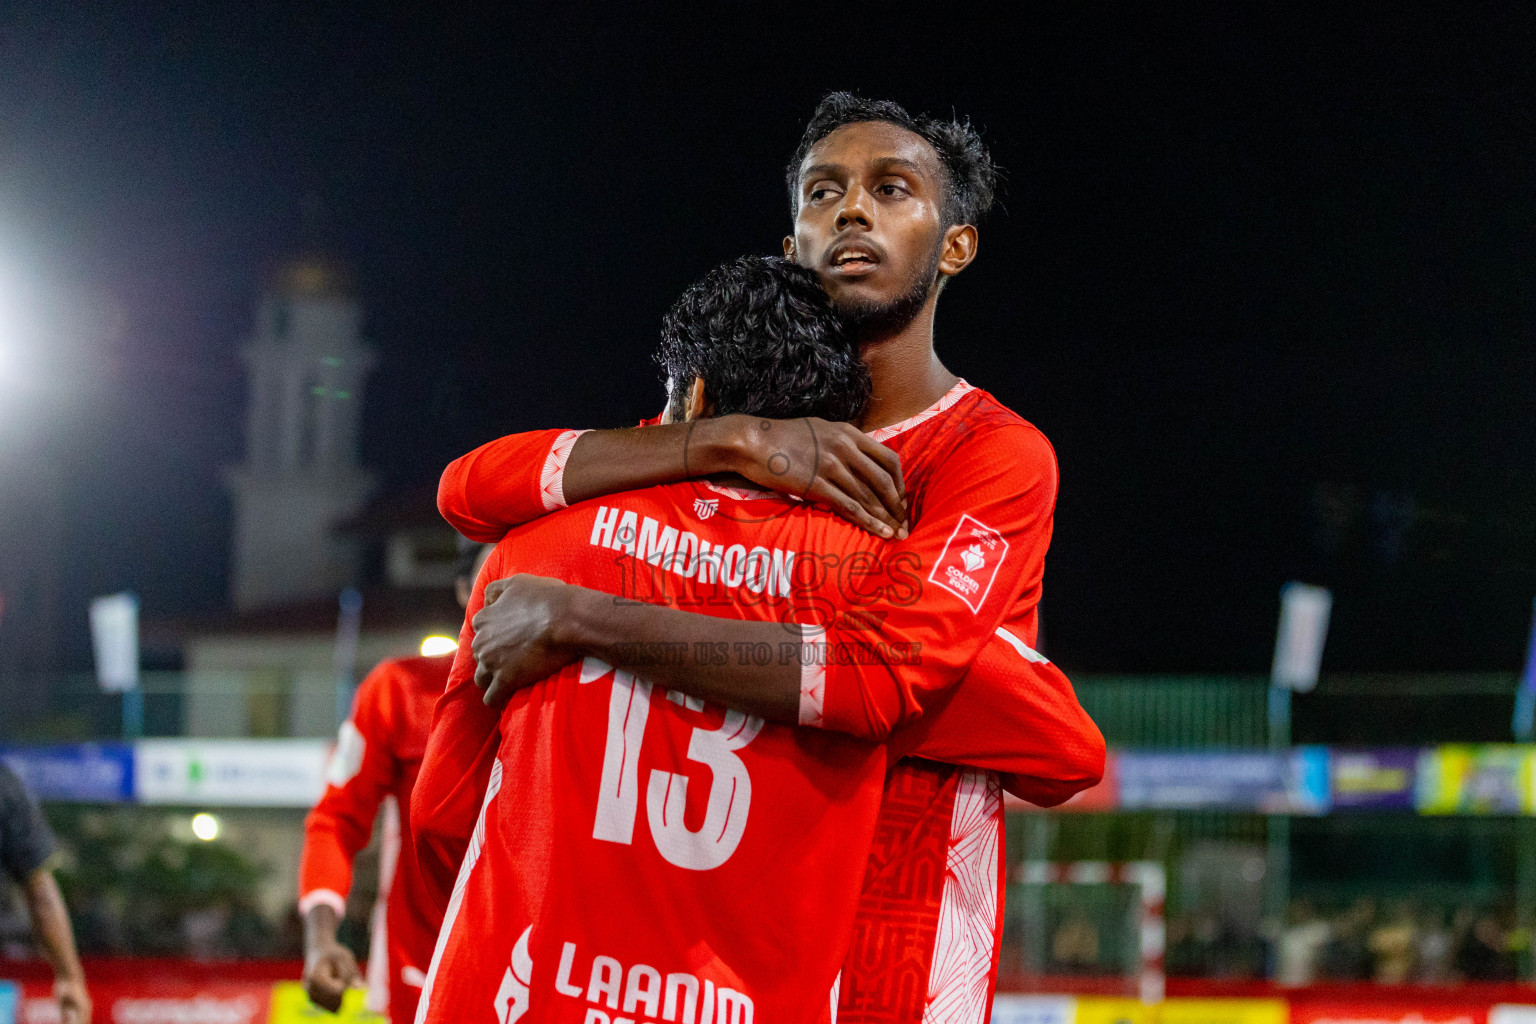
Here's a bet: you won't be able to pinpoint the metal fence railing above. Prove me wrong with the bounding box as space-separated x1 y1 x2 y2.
1072 674 1272 750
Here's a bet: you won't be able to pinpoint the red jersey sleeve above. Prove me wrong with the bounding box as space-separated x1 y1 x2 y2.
298 662 405 916
807 422 1058 741
892 626 1105 806
411 546 506 915
437 429 590 542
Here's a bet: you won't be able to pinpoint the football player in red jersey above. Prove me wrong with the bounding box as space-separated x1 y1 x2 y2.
298 541 487 1022
457 94 1099 1024
411 256 1099 1024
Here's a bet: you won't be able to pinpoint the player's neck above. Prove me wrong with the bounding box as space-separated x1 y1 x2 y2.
855 296 959 432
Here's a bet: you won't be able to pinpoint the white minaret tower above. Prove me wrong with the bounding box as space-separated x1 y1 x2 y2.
225 257 377 611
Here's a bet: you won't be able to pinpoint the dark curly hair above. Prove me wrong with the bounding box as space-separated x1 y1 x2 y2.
785 91 999 228
656 256 870 423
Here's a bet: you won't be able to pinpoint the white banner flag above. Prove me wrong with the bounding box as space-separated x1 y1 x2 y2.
1272 582 1332 692
89 592 139 693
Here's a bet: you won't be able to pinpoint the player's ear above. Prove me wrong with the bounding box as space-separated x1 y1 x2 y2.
937 224 978 279
659 381 677 425
685 376 711 421
783 236 796 260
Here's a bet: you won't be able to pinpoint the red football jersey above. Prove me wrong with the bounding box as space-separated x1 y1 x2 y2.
416 486 899 1024
832 382 1055 1024
431 381 1103 1024
300 654 450 1024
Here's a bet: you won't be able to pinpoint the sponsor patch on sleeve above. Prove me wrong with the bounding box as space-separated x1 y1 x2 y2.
928 514 1009 612
325 720 366 787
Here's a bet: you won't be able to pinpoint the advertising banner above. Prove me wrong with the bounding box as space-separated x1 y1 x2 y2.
990 995 1075 1024
0 744 134 803
1416 745 1536 816
1118 751 1328 813
1076 998 1155 1023
268 982 387 1022
1119 752 1283 811
1160 999 1288 1024
1330 748 1418 811
134 739 331 807
19 980 272 1024
1289 746 1332 815
1289 1001 1485 1024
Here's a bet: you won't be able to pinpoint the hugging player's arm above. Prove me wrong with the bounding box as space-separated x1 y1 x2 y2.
445 416 1100 796
475 417 1057 744
893 630 1105 806
439 416 908 543
418 489 1098 919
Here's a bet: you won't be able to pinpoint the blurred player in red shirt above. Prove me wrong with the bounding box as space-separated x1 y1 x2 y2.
451 94 1098 1024
412 256 1100 1024
298 541 487 1022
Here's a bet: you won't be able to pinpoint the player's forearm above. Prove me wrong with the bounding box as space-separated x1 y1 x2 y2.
304 903 342 958
446 416 906 544
24 870 84 986
299 805 373 905
559 586 802 724
560 420 740 507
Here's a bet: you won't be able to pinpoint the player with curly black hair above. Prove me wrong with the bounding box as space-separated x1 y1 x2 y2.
656 255 869 424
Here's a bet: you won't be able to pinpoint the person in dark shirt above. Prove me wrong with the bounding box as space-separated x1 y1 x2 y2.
0 762 90 1023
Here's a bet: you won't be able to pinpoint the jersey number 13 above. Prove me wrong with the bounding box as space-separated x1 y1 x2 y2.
581 657 763 871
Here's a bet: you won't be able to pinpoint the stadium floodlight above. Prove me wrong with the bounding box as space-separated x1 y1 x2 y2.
0 262 37 408
191 813 221 842
420 635 458 657
0 269 21 445
0 272 13 385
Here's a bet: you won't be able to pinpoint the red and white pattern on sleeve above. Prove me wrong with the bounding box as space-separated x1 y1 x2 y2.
538 429 591 511
437 428 586 543
922 769 1003 1024
799 625 827 728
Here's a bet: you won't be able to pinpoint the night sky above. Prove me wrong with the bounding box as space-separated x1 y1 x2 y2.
1 5 1532 673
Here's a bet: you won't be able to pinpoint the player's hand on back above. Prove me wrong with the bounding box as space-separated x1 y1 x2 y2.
302 939 360 1013
705 415 908 539
473 575 584 707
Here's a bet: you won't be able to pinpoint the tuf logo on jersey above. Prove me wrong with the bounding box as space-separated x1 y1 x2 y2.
693 497 719 520
930 514 1010 613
